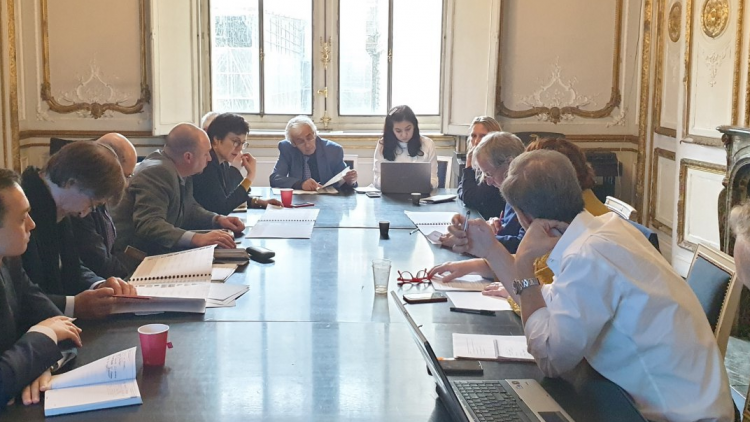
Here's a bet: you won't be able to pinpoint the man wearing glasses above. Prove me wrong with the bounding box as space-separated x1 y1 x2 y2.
270 115 357 191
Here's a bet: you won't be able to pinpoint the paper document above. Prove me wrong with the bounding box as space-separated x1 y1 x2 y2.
322 166 350 188
432 273 493 291
446 292 512 311
50 348 136 389
130 245 215 284
420 194 457 204
211 264 238 281
247 207 320 239
354 186 381 194
405 211 456 244
452 333 534 362
272 187 338 195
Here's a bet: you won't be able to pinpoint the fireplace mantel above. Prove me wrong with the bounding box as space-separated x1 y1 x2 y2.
718 125 750 253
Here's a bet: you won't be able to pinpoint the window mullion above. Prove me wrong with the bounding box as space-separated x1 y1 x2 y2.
386 0 394 112
258 0 265 116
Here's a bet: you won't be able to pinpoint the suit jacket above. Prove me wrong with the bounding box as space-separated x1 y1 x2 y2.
495 203 525 254
70 205 130 279
20 168 104 311
192 149 249 215
0 257 63 407
269 137 353 189
457 167 506 219
111 150 218 255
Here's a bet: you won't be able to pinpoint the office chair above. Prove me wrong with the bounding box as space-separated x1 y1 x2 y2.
685 244 742 357
605 196 636 220
437 156 452 189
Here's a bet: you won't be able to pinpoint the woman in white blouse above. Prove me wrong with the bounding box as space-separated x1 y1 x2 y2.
372 105 438 189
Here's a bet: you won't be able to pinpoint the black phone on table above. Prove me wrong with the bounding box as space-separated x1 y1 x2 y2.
403 292 447 304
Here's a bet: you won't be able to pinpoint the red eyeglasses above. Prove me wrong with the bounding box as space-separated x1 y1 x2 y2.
397 269 432 286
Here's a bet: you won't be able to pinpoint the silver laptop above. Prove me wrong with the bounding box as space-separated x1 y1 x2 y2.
380 162 432 194
390 292 574 422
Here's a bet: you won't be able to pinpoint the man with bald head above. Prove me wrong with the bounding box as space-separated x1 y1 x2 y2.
70 133 138 278
111 123 245 256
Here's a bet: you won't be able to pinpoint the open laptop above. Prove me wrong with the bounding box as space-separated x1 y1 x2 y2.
390 292 574 422
380 162 432 194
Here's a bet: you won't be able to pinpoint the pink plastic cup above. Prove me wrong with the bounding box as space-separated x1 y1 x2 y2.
280 188 293 207
138 324 173 366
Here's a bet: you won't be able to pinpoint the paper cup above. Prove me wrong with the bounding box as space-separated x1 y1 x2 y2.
138 324 173 366
280 189 293 207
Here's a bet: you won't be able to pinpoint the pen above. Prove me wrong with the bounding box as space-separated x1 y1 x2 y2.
463 210 471 232
410 228 419 235
292 202 315 208
113 295 151 300
450 307 495 316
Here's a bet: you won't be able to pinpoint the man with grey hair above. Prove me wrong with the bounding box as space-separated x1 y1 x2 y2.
71 133 138 278
270 115 357 191
446 149 733 421
111 123 245 256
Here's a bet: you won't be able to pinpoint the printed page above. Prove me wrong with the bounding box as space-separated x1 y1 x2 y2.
446 291 512 311
354 186 380 193
44 379 142 416
321 167 350 188
208 283 249 302
247 207 320 239
404 211 457 237
211 264 238 281
111 298 206 314
50 348 137 390
130 245 215 283
452 333 534 361
432 273 493 292
134 282 210 299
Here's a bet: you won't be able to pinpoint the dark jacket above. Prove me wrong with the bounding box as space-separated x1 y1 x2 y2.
70 205 130 279
269 137 354 189
0 257 63 407
495 203 525 254
192 149 249 215
20 168 104 311
457 167 506 219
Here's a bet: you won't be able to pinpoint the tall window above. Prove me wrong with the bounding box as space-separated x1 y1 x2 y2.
208 0 443 128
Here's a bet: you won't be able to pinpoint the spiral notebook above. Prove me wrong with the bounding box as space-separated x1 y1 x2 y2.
246 207 320 239
404 211 457 245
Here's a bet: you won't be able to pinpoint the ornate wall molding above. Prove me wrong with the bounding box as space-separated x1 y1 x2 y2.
7 0 20 170
495 0 623 124
636 0 654 223
669 2 682 42
677 158 727 250
649 148 676 232
701 0 730 38
654 0 679 138
39 0 150 119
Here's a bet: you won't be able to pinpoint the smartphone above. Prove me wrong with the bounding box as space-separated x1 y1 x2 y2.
403 292 447 304
366 191 381 198
246 246 275 262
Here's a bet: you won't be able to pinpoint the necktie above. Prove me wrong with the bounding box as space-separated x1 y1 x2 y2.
303 156 312 180
100 206 117 251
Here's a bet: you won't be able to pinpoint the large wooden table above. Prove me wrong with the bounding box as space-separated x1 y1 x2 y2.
4 189 646 421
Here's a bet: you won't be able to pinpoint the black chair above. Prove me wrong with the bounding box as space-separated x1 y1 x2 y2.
513 131 565 146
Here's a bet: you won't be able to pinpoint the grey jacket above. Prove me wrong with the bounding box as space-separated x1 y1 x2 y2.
111 150 217 255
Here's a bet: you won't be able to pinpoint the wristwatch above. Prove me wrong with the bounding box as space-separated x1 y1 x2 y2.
513 277 541 296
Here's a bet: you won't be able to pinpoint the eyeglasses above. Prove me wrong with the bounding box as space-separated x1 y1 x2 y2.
397 269 432 286
230 139 250 149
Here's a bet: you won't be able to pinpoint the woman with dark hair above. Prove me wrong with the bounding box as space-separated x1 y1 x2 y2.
193 113 280 214
372 105 438 189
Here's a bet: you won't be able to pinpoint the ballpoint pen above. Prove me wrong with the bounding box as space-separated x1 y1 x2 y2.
463 210 471 232
450 307 496 316
410 228 419 235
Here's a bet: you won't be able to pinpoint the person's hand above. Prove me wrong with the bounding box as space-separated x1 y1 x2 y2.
449 218 498 258
515 219 568 271
302 178 323 191
487 217 503 234
482 282 509 298
37 316 82 346
343 169 357 185
257 198 282 208
428 259 490 282
21 370 51 406
240 153 257 182
74 288 116 319
438 233 459 248
466 146 474 169
193 230 235 249
217 215 245 232
98 277 136 296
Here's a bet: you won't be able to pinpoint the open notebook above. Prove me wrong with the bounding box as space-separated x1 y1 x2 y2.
246 207 320 239
452 333 535 362
44 348 142 416
404 211 457 245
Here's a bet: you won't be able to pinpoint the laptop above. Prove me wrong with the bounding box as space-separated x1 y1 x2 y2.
390 292 574 422
380 162 432 194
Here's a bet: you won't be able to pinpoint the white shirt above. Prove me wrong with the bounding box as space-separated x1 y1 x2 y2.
525 212 733 422
372 136 438 189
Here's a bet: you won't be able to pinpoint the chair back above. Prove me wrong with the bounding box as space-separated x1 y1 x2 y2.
343 154 358 170
685 244 742 356
437 156 452 189
605 196 636 220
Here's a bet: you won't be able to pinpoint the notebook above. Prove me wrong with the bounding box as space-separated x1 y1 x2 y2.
246 207 320 239
44 348 142 416
405 211 456 245
431 273 494 292
452 333 535 362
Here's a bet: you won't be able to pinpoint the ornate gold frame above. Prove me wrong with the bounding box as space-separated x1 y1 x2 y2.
649 148 677 232
39 0 150 119
684 0 744 146
495 0 623 123
7 0 20 170
669 2 682 42
636 0 655 222
677 158 727 250
653 0 679 138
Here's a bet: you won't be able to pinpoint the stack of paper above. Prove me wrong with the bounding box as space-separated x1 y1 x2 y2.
247 207 320 239
431 273 493 291
446 291 511 311
452 333 534 362
211 264 238 281
207 283 249 308
44 348 142 416
404 211 457 245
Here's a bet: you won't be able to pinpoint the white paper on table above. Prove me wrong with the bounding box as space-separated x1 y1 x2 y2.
44 379 142 417
130 245 215 284
354 186 381 194
452 333 534 361
446 292 512 311
431 273 493 291
208 283 249 302
134 282 210 300
404 211 456 238
211 264 238 281
246 207 320 239
50 348 137 389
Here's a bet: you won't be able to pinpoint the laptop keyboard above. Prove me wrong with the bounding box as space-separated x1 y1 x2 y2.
453 380 528 422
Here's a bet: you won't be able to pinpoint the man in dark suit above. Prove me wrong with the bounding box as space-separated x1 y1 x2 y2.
270 115 357 191
70 133 138 278
0 169 82 409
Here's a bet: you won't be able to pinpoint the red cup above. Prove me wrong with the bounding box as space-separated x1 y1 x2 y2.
138 324 173 366
280 188 293 207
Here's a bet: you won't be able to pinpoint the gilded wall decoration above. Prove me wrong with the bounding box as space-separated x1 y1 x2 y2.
518 60 597 123
701 0 730 38
669 2 682 42
704 46 730 87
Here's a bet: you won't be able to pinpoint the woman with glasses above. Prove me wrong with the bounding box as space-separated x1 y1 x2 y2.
193 113 280 214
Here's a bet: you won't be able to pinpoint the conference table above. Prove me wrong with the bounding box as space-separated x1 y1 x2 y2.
4 189 646 421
